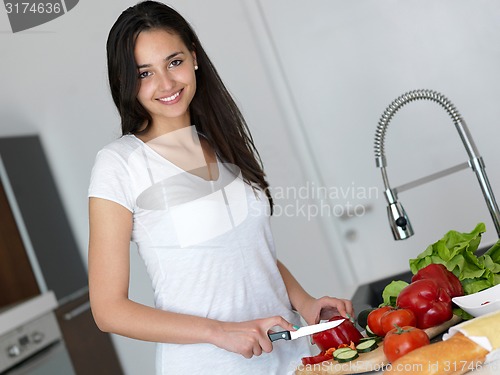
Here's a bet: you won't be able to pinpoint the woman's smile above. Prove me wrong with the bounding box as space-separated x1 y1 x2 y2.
157 89 183 105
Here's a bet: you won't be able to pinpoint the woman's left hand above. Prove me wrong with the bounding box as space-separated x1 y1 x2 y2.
298 296 354 325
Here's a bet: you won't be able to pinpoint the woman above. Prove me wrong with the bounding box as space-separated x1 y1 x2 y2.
88 1 354 374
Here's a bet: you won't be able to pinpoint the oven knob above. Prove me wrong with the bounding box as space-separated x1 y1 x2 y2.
7 344 21 357
31 331 44 343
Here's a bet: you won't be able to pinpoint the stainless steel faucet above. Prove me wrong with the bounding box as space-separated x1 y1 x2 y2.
374 89 500 240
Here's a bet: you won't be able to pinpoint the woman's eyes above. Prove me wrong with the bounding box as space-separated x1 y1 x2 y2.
168 59 183 68
137 60 183 79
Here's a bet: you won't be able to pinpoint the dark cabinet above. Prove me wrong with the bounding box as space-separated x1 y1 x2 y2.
0 177 40 308
55 292 123 375
0 135 123 374
0 136 87 300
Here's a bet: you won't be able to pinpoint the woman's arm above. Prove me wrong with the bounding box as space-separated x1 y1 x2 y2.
88 197 294 358
88 197 214 343
277 260 354 325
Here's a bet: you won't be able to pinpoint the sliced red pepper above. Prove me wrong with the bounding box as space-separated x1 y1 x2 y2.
301 351 332 365
312 316 363 351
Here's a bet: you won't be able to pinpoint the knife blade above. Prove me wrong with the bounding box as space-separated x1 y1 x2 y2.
268 319 345 342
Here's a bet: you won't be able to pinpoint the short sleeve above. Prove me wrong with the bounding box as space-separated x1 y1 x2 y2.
88 149 134 212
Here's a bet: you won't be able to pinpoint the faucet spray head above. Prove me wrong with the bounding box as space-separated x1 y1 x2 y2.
384 188 414 240
387 201 414 240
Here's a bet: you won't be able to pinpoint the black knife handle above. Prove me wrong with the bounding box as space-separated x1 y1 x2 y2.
268 331 291 342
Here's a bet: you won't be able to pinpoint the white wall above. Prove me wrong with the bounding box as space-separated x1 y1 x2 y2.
251 0 500 287
1 1 499 374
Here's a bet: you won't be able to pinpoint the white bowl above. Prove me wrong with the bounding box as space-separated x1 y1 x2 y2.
452 284 500 317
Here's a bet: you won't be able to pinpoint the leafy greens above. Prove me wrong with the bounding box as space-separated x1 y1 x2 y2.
409 222 500 295
381 280 409 307
380 223 500 316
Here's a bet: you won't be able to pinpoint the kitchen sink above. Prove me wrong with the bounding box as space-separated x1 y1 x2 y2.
351 270 412 315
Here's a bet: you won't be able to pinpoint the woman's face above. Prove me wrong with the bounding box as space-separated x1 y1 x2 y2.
134 29 197 130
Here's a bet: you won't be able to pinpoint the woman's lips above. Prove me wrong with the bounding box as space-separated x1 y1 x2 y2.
157 89 183 105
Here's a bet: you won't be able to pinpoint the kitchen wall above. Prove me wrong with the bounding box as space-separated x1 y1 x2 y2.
1 1 499 374
249 0 500 289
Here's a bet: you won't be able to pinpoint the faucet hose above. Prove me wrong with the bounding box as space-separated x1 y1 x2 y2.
374 89 500 238
374 89 463 168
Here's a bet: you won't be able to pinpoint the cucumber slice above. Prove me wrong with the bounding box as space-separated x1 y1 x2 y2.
332 347 352 359
335 349 359 363
360 335 382 343
359 337 374 342
365 325 378 337
356 339 378 353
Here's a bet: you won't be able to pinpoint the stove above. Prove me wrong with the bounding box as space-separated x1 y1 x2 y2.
0 292 75 374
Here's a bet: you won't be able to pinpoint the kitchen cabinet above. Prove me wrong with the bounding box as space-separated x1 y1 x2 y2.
55 292 123 375
0 177 39 308
0 135 88 301
0 135 124 374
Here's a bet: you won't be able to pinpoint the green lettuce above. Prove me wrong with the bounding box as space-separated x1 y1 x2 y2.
381 280 409 307
409 222 500 295
453 307 474 320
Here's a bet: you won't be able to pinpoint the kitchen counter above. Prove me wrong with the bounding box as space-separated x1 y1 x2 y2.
295 316 460 375
309 251 500 375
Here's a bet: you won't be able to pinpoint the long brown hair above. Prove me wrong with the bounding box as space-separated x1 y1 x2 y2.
106 1 273 212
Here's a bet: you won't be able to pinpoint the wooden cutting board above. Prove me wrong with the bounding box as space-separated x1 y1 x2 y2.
295 315 462 375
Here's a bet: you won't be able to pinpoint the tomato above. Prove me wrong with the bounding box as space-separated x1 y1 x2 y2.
367 306 393 337
380 308 416 336
383 325 430 363
312 316 363 351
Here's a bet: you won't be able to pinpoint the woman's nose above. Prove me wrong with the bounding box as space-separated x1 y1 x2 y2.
156 71 175 91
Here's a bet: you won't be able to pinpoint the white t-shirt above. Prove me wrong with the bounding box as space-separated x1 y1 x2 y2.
88 134 311 374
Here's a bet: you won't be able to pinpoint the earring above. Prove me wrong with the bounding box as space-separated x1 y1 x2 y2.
194 65 199 70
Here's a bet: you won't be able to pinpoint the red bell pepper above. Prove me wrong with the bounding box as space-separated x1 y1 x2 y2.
411 263 464 298
396 279 453 329
311 315 363 351
301 351 332 365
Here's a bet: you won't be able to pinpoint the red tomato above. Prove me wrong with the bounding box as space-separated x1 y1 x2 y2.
383 325 430 363
367 306 393 337
312 316 363 351
380 308 416 336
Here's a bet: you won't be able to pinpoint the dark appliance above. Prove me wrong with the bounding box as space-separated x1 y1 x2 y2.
0 135 123 374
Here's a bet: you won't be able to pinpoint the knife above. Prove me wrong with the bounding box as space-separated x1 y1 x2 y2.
268 319 345 342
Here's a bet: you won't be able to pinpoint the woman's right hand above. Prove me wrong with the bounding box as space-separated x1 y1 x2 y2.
212 316 296 359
